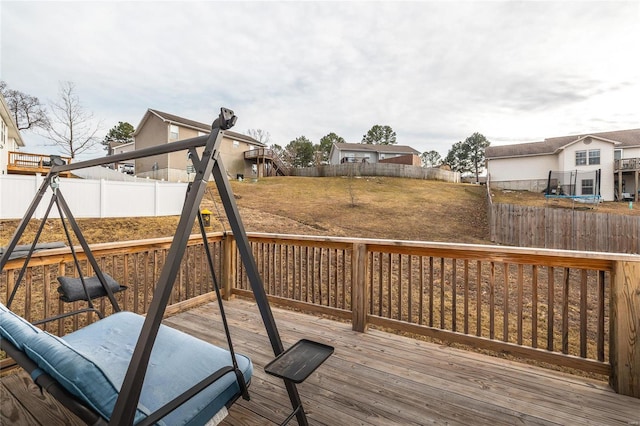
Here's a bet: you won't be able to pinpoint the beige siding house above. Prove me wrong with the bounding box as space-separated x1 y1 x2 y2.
133 109 264 182
0 93 25 175
486 129 640 202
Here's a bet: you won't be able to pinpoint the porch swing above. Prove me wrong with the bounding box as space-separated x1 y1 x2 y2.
0 107 332 425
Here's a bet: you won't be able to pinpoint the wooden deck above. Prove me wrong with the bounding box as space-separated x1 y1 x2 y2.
2 298 639 425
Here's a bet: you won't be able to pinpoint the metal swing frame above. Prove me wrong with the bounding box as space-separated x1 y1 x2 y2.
0 107 311 425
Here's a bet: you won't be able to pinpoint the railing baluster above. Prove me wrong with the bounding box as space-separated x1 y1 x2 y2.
580 270 588 358
503 263 509 342
517 264 523 345
562 268 570 355
387 252 392 318
43 265 50 331
378 252 383 316
463 260 469 335
547 267 554 351
398 254 403 321
476 261 481 336
597 270 605 362
419 257 425 326
532 265 538 348
452 259 457 332
408 255 413 324
489 261 495 340
429 257 434 328
440 258 445 329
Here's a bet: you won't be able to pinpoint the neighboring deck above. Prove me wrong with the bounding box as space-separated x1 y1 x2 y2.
1 298 638 425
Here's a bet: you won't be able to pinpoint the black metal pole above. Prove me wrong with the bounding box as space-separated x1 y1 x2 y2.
7 191 58 308
50 135 211 174
212 158 309 426
0 173 53 271
108 121 226 426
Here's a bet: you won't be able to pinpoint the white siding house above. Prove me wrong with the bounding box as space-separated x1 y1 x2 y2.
0 93 25 175
486 129 640 202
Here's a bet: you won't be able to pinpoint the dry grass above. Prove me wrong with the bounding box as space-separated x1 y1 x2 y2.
1 177 489 246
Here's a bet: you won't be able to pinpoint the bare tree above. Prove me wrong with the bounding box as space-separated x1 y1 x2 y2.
246 129 271 145
45 82 101 159
0 80 49 131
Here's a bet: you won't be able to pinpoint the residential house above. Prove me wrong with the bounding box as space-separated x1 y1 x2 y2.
485 129 640 202
0 93 25 175
107 141 135 173
329 143 421 166
1 93 72 176
133 109 265 182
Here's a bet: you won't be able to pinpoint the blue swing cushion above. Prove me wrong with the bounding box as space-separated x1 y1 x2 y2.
0 303 41 350
0 305 252 426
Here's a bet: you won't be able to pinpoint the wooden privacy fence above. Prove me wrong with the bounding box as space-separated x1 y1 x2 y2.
489 203 640 254
292 163 461 183
2 233 639 398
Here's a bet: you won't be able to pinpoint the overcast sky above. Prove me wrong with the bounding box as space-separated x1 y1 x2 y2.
1 1 639 160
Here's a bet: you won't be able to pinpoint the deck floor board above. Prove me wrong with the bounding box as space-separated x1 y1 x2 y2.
2 298 639 425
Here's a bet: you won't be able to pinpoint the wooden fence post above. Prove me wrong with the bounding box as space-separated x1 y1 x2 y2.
610 260 640 398
351 243 368 332
222 235 237 300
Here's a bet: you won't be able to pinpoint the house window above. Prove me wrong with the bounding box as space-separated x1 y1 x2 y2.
581 179 594 195
575 151 587 166
614 149 622 160
233 140 240 148
588 149 600 165
170 125 179 139
0 120 6 146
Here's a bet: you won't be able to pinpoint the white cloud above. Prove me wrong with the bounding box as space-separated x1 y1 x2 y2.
1 1 639 159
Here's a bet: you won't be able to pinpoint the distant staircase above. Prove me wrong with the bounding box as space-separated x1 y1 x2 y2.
244 148 290 176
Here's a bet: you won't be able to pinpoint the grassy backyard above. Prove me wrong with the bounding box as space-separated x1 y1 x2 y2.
0 177 490 246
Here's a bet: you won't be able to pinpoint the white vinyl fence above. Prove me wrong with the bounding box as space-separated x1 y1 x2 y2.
0 175 188 219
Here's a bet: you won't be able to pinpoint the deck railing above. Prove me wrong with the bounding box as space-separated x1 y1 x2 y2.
7 151 72 174
1 235 224 338
244 148 290 176
2 233 639 397
615 157 639 171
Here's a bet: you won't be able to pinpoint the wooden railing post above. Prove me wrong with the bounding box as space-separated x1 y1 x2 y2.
610 260 640 398
222 235 237 300
351 243 368 332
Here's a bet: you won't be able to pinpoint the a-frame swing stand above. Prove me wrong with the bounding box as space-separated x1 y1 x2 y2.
0 107 332 425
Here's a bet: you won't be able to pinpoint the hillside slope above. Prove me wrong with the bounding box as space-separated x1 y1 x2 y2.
214 176 489 243
0 177 490 245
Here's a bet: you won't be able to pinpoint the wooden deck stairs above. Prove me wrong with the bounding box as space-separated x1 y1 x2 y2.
244 148 289 176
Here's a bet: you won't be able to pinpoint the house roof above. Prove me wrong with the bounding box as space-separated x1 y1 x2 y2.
333 142 420 155
485 128 640 159
134 109 265 146
0 93 25 147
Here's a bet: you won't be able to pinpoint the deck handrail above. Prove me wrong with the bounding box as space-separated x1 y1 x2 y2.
2 233 639 397
7 151 72 170
614 157 639 171
244 148 290 175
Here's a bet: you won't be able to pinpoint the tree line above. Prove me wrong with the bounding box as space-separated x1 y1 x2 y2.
250 124 489 182
2 81 490 180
